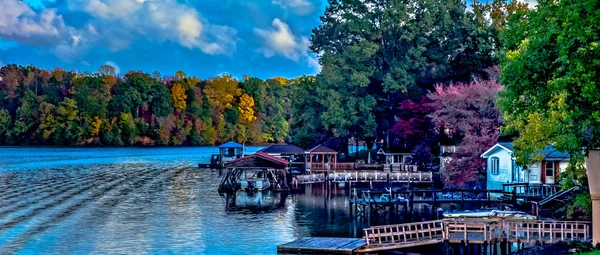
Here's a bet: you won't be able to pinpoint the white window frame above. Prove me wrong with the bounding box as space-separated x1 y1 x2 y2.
491 157 500 175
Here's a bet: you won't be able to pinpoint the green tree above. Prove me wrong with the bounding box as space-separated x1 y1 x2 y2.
311 0 498 147
499 0 598 220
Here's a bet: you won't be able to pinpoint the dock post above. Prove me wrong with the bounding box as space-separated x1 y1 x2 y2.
483 241 488 255
466 240 471 255
409 192 414 221
444 240 450 255
461 191 465 211
460 240 466 255
500 238 507 255
433 191 437 217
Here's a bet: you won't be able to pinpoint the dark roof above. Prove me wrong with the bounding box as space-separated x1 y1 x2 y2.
225 152 289 167
306 144 338 154
218 141 243 148
543 147 571 160
498 142 514 151
258 144 305 154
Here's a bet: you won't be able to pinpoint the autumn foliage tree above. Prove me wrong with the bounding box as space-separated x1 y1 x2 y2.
428 79 504 188
0 64 286 146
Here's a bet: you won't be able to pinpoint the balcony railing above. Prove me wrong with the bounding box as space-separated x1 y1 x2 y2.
307 162 419 172
502 183 561 198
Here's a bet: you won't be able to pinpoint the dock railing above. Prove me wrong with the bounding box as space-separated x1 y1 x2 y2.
502 183 561 199
308 162 418 172
361 218 591 252
294 171 433 184
364 220 445 250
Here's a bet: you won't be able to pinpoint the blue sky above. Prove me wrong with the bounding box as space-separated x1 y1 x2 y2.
0 0 536 79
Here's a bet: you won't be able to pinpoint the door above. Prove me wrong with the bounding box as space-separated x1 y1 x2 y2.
545 161 555 184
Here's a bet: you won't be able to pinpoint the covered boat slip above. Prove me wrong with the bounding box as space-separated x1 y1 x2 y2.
218 152 290 192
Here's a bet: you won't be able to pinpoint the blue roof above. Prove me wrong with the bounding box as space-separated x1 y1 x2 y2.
218 141 244 148
486 142 570 160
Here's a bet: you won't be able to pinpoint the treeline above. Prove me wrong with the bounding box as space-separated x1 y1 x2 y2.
0 65 304 146
0 0 526 152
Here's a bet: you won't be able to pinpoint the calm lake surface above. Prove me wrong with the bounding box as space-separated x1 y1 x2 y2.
0 147 365 254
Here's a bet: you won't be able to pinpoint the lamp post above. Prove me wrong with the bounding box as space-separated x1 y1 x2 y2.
584 150 600 245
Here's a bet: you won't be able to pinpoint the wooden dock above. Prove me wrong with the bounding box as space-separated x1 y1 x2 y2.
277 237 366 254
360 218 591 253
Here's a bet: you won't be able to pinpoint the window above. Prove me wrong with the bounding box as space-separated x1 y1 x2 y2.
545 161 555 177
491 157 500 174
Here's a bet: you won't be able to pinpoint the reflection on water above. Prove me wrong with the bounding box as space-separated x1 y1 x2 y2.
0 147 370 255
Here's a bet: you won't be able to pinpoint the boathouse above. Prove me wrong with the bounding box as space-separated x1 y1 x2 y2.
258 143 306 173
218 152 290 193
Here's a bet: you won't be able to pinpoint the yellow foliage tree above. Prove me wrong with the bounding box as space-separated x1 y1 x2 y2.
90 116 102 136
171 83 187 111
203 74 242 111
238 93 257 124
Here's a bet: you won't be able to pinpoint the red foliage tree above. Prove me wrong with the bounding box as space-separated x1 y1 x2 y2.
427 79 503 188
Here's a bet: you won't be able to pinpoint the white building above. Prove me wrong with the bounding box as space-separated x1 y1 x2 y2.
481 142 571 190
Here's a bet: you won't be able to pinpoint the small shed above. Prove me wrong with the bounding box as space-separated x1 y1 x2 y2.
218 152 290 192
305 144 338 171
218 141 244 159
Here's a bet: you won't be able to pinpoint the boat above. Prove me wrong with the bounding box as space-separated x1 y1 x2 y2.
224 190 287 212
443 210 537 220
238 169 271 191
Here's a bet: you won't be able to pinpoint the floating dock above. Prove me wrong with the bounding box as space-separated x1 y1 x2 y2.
277 237 366 254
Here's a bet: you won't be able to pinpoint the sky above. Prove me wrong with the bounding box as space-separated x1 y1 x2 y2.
0 0 537 80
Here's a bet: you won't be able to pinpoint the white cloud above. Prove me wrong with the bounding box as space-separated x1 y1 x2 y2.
307 55 321 72
105 61 120 74
255 18 309 61
272 0 315 16
517 0 538 8
68 0 237 55
0 0 71 46
255 18 319 73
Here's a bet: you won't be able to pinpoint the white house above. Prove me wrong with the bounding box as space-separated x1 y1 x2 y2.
481 142 571 190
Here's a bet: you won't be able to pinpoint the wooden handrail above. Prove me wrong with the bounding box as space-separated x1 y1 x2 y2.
363 219 591 249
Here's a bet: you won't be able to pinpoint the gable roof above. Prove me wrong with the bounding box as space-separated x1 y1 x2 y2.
481 142 571 160
218 141 243 148
224 152 289 168
258 144 305 155
306 144 338 154
481 143 514 158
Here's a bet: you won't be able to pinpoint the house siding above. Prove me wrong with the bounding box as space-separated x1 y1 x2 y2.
486 148 513 190
528 163 542 184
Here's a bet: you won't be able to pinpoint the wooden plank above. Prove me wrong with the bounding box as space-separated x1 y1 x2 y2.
277 237 366 255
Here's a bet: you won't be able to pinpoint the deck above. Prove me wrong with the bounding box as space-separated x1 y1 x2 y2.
277 237 366 254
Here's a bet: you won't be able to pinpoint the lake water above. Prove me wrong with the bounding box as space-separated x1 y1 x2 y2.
0 147 366 254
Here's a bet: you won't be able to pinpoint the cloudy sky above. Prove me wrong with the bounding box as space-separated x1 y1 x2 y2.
0 0 536 79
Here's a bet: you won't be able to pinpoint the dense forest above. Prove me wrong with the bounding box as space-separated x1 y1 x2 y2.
0 66 303 146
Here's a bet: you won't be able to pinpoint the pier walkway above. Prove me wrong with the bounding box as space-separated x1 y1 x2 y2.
293 171 433 185
360 218 591 253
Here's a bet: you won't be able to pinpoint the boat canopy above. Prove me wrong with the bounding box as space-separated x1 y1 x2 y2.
218 141 244 149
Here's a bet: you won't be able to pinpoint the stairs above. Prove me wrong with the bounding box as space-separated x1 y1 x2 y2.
539 186 581 206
